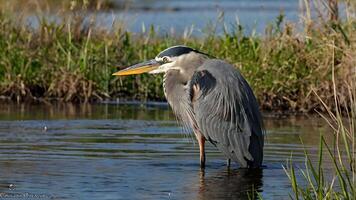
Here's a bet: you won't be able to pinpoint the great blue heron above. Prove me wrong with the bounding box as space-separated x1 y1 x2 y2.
113 45 264 168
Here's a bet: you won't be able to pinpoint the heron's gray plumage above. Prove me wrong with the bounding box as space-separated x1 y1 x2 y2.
162 51 264 168
189 60 264 167
116 45 264 168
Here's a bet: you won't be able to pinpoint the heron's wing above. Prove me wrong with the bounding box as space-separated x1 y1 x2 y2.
188 59 264 167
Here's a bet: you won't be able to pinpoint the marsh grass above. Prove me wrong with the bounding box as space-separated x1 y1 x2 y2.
283 2 355 194
0 0 355 113
283 67 355 198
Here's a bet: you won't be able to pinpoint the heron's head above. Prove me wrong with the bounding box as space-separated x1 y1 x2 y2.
112 45 209 76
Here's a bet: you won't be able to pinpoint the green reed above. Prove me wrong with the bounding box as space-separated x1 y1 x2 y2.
283 59 355 199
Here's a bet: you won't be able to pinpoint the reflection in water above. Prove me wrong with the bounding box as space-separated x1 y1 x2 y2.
0 102 172 121
0 103 334 199
198 168 263 200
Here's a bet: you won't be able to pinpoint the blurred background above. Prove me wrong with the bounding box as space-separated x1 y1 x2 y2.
0 0 351 34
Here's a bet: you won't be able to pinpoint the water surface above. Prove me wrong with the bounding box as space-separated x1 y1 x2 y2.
110 0 300 34
0 103 333 199
21 0 301 35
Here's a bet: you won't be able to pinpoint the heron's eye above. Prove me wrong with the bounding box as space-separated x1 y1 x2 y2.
162 56 170 63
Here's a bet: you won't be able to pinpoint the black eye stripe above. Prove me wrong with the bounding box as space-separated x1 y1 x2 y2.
157 46 195 58
157 45 212 59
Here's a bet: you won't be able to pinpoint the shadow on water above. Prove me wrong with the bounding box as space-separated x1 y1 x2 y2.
197 168 263 200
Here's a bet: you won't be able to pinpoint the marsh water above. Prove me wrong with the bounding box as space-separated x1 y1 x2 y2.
0 103 334 199
18 0 348 36
22 0 303 35
107 0 301 34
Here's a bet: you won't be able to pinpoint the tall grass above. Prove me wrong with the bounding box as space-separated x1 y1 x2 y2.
0 0 355 114
284 71 355 199
283 3 355 195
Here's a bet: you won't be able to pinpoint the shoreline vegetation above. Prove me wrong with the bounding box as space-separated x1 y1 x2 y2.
284 66 355 199
0 0 355 114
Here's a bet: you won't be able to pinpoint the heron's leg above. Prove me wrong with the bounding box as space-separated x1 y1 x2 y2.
192 125 206 168
198 135 206 168
227 158 231 168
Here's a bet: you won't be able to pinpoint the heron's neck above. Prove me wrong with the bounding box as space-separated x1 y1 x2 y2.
163 70 188 109
163 70 196 131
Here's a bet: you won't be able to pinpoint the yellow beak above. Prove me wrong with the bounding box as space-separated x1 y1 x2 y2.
112 59 160 76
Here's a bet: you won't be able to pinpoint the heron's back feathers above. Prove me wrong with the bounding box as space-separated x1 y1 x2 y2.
188 59 264 168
